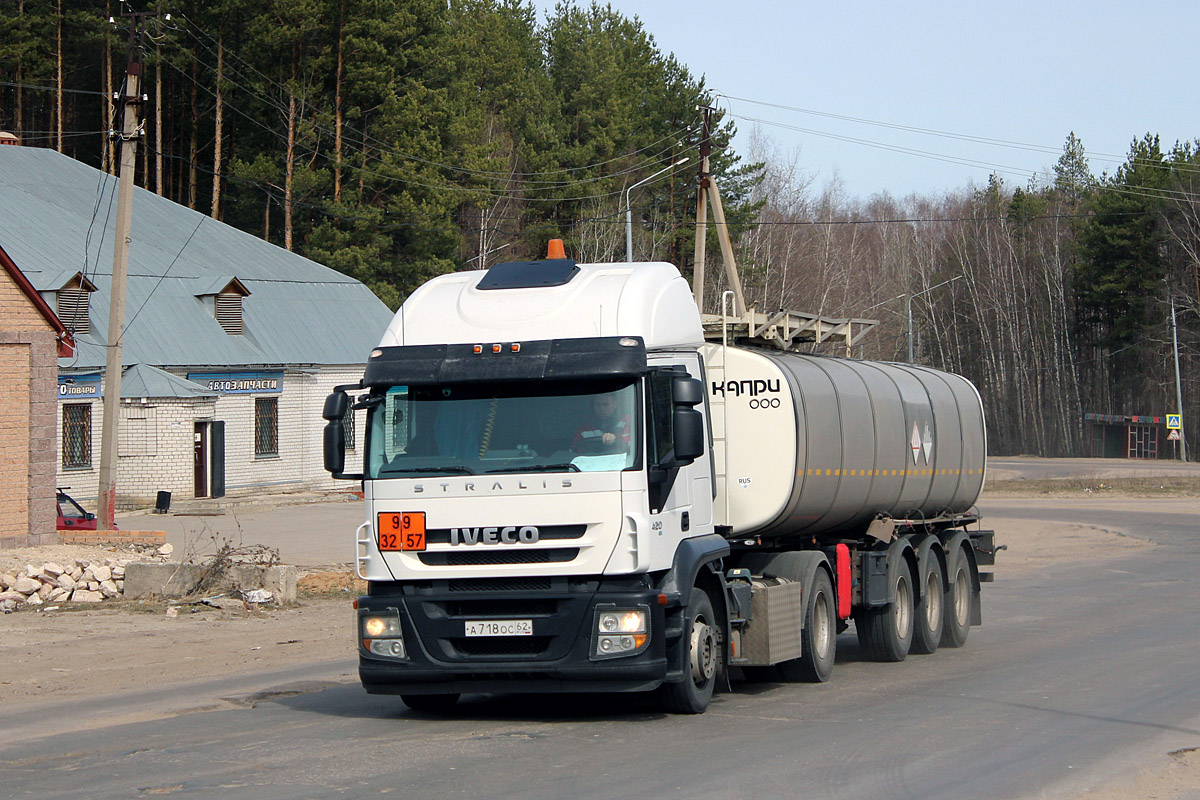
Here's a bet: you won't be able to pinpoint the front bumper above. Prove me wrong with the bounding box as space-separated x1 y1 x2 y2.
357 576 669 695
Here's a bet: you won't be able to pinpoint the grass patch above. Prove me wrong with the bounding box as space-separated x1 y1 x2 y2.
983 476 1200 497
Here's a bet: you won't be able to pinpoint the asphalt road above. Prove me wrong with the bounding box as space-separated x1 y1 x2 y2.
10 490 1200 799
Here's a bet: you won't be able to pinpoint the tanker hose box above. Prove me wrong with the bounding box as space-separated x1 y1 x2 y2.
740 577 804 666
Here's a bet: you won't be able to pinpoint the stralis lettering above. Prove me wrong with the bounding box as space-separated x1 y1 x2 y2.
413 478 572 493
450 526 540 545
711 379 781 398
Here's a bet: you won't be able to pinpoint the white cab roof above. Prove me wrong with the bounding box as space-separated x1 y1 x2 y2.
380 261 704 350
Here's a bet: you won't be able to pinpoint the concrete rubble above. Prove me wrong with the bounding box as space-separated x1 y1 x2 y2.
0 544 177 611
0 542 297 611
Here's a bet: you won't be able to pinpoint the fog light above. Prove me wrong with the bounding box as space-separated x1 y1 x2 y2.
368 638 406 658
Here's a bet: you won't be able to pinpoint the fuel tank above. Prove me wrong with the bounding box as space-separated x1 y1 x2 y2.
701 344 986 540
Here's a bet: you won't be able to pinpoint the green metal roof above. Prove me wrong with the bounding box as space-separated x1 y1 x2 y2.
0 146 394 370
118 364 217 400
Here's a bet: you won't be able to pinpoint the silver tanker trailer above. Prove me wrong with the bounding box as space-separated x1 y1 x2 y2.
322 244 996 713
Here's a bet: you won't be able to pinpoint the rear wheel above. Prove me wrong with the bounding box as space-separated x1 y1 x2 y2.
777 568 836 682
911 549 944 655
941 547 972 648
401 693 459 713
856 555 914 662
658 587 720 714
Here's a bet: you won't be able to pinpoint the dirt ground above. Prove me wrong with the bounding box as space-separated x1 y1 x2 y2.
0 490 1195 799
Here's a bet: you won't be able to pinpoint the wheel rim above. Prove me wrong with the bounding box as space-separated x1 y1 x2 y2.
690 613 718 686
813 590 832 658
925 569 942 629
953 567 970 627
894 573 912 639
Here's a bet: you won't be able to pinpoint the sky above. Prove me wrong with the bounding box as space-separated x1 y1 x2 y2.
533 0 1200 200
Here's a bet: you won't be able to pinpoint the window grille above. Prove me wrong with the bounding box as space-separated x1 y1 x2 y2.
255 397 279 456
343 407 357 451
63 404 92 468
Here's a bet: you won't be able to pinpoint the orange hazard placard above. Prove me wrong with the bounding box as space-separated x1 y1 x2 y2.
377 512 426 552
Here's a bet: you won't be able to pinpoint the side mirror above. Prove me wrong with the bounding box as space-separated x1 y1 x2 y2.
323 421 346 475
672 408 704 463
323 391 348 421
672 376 704 407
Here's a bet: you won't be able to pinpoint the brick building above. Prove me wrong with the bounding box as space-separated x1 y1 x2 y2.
1 245 74 546
0 146 393 512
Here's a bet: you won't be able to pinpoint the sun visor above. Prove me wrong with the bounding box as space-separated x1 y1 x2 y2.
364 336 647 386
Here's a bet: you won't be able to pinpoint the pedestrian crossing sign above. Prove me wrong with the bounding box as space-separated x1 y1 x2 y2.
1167 414 1182 430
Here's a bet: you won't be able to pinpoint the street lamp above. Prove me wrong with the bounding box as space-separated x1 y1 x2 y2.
907 275 963 363
625 156 690 262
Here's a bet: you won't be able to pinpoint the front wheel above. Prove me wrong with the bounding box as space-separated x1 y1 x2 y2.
658 587 720 714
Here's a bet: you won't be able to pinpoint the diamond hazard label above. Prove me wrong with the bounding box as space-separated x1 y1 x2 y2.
911 422 922 464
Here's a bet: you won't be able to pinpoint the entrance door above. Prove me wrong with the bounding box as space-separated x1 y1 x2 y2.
194 422 209 497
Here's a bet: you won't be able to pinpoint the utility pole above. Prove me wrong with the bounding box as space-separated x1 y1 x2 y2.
691 105 746 317
1170 293 1188 461
97 8 152 529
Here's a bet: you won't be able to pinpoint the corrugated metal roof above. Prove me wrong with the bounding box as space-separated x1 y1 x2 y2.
0 146 394 370
120 364 216 399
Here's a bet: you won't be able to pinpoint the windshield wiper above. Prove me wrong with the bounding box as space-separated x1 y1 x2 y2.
389 465 475 475
486 463 580 474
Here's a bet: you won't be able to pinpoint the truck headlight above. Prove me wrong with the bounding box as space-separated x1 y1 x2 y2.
592 605 650 660
361 609 407 660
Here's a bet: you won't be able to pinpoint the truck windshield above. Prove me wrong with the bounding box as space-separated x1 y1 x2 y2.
365 380 639 479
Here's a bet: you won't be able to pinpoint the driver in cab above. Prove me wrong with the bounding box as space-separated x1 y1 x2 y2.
573 394 630 454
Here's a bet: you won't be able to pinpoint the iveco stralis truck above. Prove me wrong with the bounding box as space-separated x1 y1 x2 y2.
322 246 995 713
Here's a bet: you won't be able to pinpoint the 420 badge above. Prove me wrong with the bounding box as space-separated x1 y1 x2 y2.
378 512 426 551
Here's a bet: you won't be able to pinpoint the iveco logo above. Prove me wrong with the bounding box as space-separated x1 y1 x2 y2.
450 526 540 545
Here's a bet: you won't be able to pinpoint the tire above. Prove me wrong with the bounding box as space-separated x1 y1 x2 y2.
658 587 720 714
856 555 914 662
776 568 836 682
401 693 460 713
910 548 944 655
941 546 972 648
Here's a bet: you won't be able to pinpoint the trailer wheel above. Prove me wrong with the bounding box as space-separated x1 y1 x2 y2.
658 587 719 714
401 693 460 713
777 568 835 682
856 556 913 662
911 549 944 655
941 546 972 648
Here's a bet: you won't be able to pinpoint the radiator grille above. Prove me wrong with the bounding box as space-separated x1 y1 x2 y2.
418 548 577 567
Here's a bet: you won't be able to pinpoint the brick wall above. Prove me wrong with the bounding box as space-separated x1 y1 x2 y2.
1 268 58 548
56 366 366 505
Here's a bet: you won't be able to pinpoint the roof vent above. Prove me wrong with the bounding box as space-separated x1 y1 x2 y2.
55 273 97 333
196 276 250 336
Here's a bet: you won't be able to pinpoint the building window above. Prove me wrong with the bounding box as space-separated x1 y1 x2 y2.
343 407 357 451
255 397 278 456
63 404 92 469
